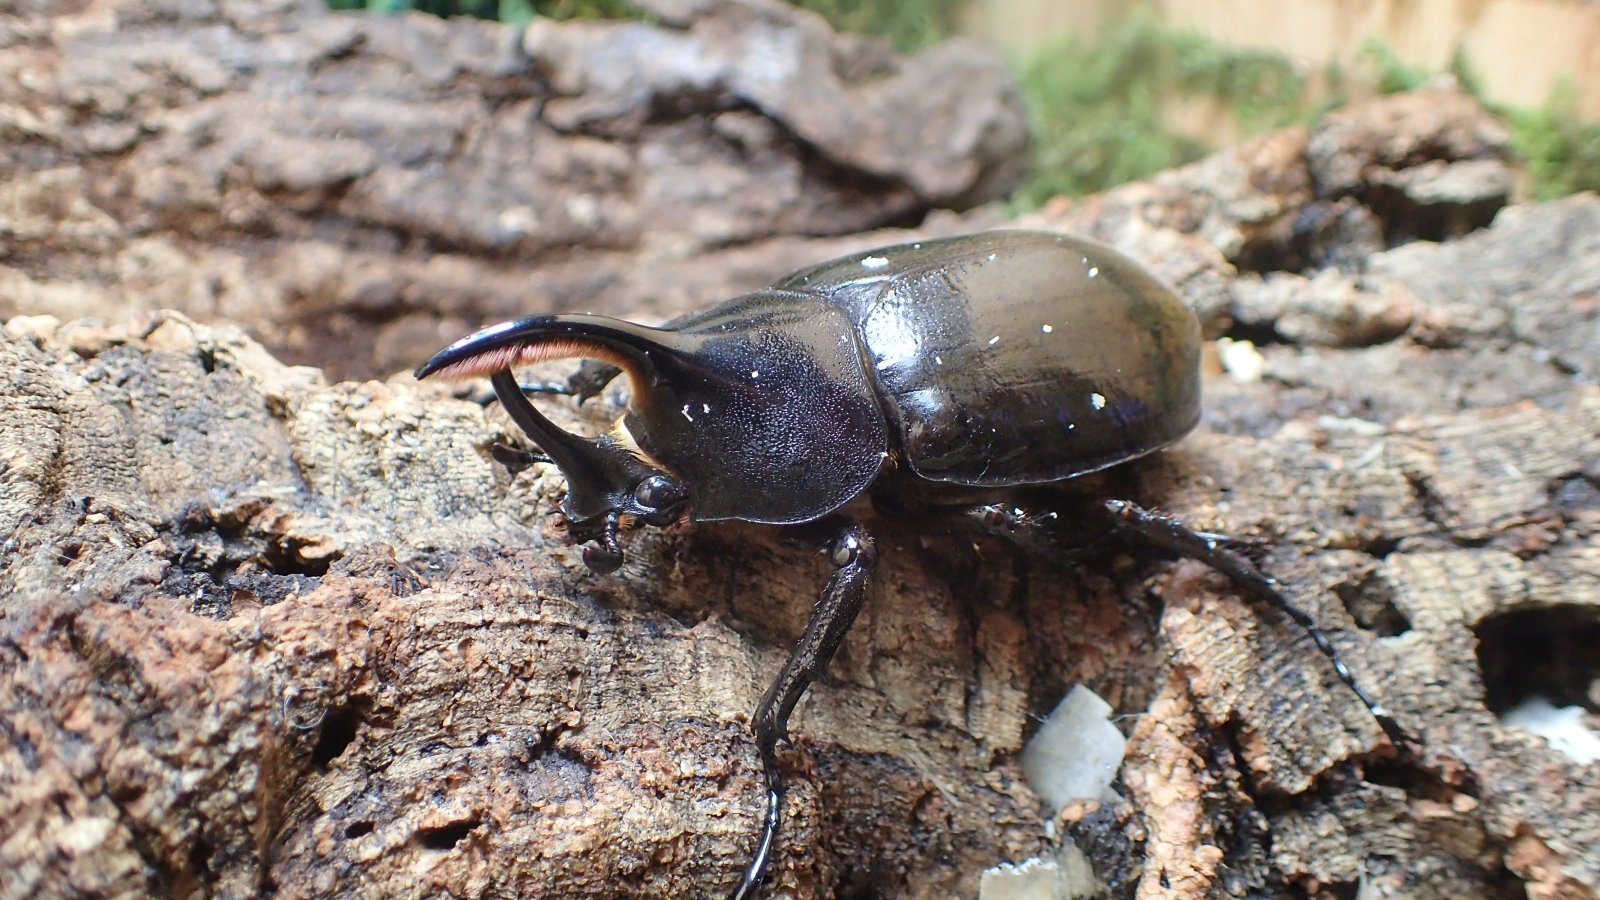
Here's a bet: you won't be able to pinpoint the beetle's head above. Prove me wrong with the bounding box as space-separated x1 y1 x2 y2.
416 319 695 574
539 419 691 575
417 305 887 572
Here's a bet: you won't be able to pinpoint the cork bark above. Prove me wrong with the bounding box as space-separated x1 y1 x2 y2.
2 2 1599 898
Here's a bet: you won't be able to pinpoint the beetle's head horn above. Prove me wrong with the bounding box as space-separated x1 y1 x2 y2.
415 316 693 574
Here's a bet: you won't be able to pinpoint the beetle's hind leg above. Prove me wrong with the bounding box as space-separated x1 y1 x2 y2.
730 518 877 900
1099 498 1417 752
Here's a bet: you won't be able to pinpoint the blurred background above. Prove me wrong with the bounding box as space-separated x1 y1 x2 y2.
331 0 1600 204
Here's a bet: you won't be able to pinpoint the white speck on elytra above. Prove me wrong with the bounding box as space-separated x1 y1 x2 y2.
1041 324 1053 333
1088 266 1099 278
702 403 711 413
861 256 888 269
988 253 997 261
1090 392 1106 410
988 336 1000 345
681 405 694 421
751 370 760 378
935 355 943 365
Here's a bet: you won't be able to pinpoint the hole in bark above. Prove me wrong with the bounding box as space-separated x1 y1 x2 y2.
416 819 478 850
1336 571 1411 637
1551 475 1600 517
1476 605 1600 714
263 540 335 577
188 836 211 876
1220 318 1288 347
110 780 147 805
312 703 361 767
344 821 375 839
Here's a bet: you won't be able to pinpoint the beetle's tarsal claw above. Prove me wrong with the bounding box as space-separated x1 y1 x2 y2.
487 441 550 475
581 543 623 574
580 514 625 574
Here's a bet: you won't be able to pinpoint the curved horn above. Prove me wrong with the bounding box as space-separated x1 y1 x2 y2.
414 314 674 386
416 315 683 523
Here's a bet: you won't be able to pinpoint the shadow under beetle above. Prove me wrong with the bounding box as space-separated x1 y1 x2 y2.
416 230 1411 897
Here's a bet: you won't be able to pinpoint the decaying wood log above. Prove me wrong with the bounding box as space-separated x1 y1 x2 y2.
2 2 1598 898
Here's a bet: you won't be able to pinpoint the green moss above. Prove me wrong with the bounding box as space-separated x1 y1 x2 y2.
786 0 965 52
1014 21 1600 205
1509 81 1600 200
1011 15 1311 207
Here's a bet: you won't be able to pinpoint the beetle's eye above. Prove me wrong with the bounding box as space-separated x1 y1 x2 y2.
634 475 683 511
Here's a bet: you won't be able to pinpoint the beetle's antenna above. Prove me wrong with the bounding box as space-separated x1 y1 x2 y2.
1101 499 1418 752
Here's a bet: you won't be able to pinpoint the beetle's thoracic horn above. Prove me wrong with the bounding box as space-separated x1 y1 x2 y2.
414 314 670 387
415 315 683 523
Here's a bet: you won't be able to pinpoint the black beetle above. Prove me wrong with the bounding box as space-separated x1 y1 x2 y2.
416 230 1408 897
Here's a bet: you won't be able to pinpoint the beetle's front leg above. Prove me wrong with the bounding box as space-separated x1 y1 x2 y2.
466 360 623 406
730 519 877 900
521 359 622 402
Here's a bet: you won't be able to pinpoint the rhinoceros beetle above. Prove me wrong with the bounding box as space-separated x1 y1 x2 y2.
416 230 1409 897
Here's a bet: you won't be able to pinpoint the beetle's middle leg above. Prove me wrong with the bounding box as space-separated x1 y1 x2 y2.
730 518 877 900
517 360 622 402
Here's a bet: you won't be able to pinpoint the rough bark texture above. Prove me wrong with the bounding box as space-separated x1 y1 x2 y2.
0 0 1027 382
3 3 1599 900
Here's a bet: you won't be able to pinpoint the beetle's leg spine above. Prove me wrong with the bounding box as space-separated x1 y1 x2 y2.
1100 498 1418 752
730 519 877 900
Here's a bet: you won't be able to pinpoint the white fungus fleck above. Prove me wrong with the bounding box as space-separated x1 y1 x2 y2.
1504 697 1600 764
988 253 997 262
1041 324 1053 333
681 404 694 421
1218 337 1266 383
751 370 760 378
988 335 1000 346
1090 392 1106 410
978 844 1100 900
1087 266 1099 278
701 403 711 413
935 355 943 365
1020 685 1126 809
861 255 889 269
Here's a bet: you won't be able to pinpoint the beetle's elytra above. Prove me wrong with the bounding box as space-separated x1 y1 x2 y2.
417 230 1409 897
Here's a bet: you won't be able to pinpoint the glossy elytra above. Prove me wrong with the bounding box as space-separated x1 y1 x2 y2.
416 230 1411 897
